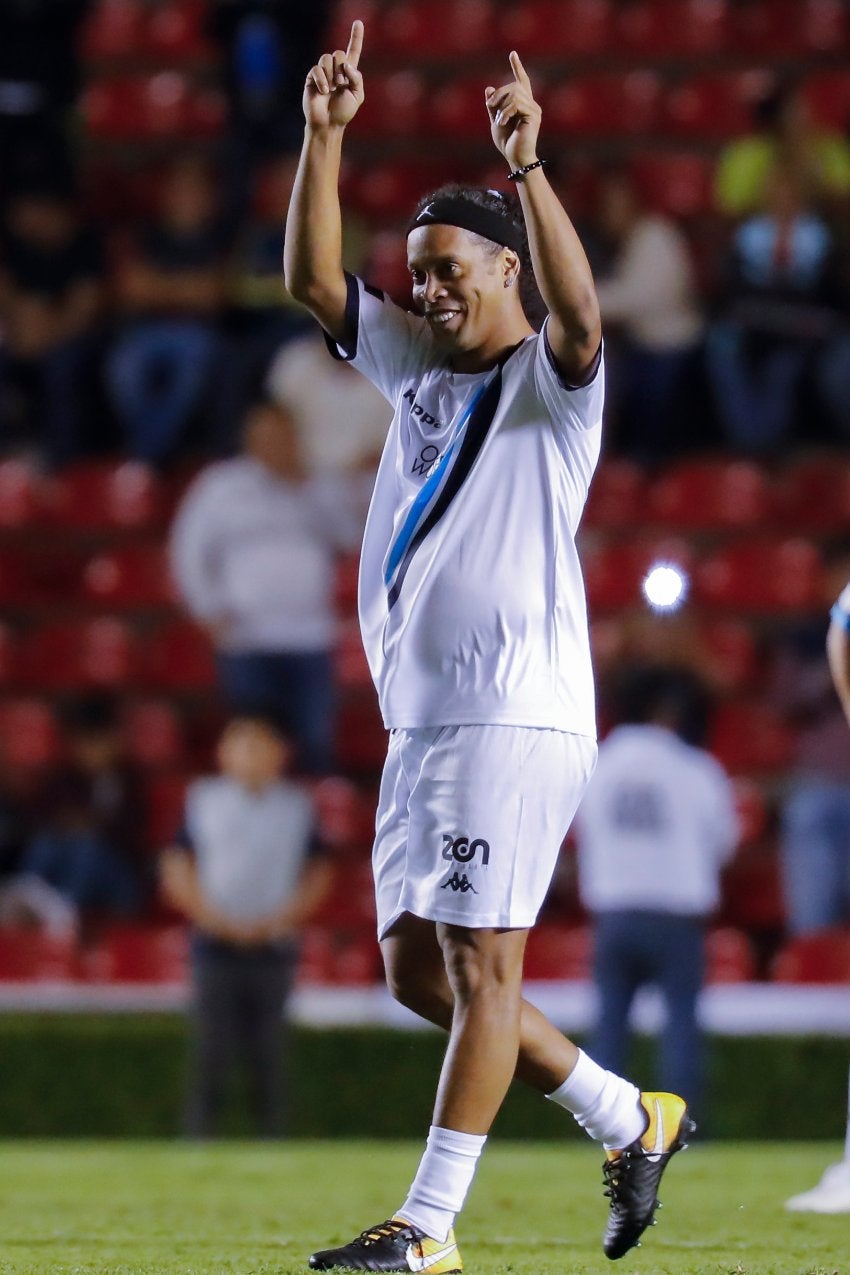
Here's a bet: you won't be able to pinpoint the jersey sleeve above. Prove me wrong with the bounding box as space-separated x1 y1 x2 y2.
830 582 850 631
323 272 431 406
532 320 605 433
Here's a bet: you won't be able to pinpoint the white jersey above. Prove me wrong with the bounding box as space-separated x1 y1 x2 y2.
326 274 603 734
574 724 739 916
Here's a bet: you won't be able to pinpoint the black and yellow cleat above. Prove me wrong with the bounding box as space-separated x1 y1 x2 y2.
602 1091 695 1260
309 1217 463 1273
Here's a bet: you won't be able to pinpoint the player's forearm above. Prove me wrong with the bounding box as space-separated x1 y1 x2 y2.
283 128 347 310
515 169 600 343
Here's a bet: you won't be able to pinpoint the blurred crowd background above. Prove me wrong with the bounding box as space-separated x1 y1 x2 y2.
1 0 850 1001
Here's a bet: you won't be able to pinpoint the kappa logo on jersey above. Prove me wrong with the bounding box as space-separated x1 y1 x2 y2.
441 834 491 865
441 872 478 894
411 443 443 477
402 387 444 431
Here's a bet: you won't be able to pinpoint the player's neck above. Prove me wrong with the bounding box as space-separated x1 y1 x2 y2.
449 317 534 373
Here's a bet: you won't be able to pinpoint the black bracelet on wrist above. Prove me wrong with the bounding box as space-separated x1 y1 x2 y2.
507 158 547 182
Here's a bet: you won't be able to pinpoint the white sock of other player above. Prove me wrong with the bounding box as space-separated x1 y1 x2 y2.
399 1125 487 1241
546 1049 645 1150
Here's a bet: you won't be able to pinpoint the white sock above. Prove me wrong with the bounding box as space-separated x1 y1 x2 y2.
546 1049 645 1150
399 1125 487 1242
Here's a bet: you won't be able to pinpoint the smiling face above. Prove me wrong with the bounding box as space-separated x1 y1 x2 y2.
407 222 524 369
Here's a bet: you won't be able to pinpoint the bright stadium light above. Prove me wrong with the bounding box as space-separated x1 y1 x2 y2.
642 562 689 612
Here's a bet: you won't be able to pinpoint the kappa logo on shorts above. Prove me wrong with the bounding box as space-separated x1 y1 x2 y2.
441 834 491 865
441 871 478 894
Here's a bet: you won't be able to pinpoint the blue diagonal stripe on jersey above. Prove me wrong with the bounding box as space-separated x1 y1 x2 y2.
385 363 505 611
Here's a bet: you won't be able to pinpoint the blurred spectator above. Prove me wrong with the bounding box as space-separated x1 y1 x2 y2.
0 0 88 188
207 0 332 202
105 155 230 465
593 169 704 459
215 152 312 448
0 176 105 464
774 539 850 937
18 695 148 921
574 666 739 1116
705 164 850 453
160 714 331 1137
265 329 391 478
715 78 850 219
170 400 365 773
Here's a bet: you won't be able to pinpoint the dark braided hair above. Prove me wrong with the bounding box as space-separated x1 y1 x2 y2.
410 184 545 330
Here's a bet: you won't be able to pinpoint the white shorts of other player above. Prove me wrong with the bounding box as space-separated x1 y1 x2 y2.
374 724 597 938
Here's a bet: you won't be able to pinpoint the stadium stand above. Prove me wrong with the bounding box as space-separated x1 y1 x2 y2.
1 0 849 993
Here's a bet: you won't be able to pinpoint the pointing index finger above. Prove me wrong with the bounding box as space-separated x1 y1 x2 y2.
346 19 364 68
509 50 530 86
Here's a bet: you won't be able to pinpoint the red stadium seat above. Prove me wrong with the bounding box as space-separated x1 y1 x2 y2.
705 927 756 983
698 618 759 693
720 845 785 931
431 75 496 139
496 0 612 56
370 0 496 58
41 462 165 533
82 546 177 610
336 694 388 773
732 0 846 55
312 857 376 928
80 78 147 139
142 620 217 691
334 554 361 616
0 929 77 981
0 699 62 770
0 459 42 531
334 618 372 690
582 536 693 611
143 0 215 60
710 701 795 774
146 773 190 848
21 618 141 691
0 624 21 689
353 70 425 139
772 928 850 983
694 538 823 613
804 71 850 129
631 152 715 218
364 230 412 307
124 700 186 768
523 924 592 980
543 73 661 138
85 924 189 983
663 71 768 139
309 776 376 851
347 160 446 222
139 72 226 138
78 0 145 60
646 459 773 529
582 460 648 530
775 455 850 533
612 0 729 56
732 777 770 843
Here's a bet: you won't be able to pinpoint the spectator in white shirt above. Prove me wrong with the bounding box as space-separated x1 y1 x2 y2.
575 666 739 1117
169 399 364 773
594 170 704 459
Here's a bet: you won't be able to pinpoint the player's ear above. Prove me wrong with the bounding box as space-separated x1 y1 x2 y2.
502 249 520 288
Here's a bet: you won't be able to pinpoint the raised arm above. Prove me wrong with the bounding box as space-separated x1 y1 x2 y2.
485 54 601 383
282 19 365 342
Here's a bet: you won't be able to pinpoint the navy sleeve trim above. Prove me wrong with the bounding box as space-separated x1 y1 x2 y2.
543 322 603 390
322 270 362 362
173 821 195 855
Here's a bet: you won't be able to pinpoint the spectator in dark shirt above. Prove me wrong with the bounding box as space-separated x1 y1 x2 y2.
19 695 148 919
105 154 230 464
0 178 104 464
705 163 850 452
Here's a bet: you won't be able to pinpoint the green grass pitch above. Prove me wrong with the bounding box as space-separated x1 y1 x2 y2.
0 1140 845 1274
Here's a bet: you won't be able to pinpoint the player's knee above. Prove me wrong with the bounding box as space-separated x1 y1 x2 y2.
440 931 523 1004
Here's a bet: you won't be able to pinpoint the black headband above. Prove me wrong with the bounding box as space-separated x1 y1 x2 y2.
407 195 523 255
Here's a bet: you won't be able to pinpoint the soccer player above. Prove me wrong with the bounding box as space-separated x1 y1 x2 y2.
785 580 850 1214
283 20 693 1269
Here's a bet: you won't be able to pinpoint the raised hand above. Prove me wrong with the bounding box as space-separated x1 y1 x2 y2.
485 51 542 170
303 19 365 130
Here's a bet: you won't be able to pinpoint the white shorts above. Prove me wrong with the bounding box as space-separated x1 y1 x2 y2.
372 724 597 939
